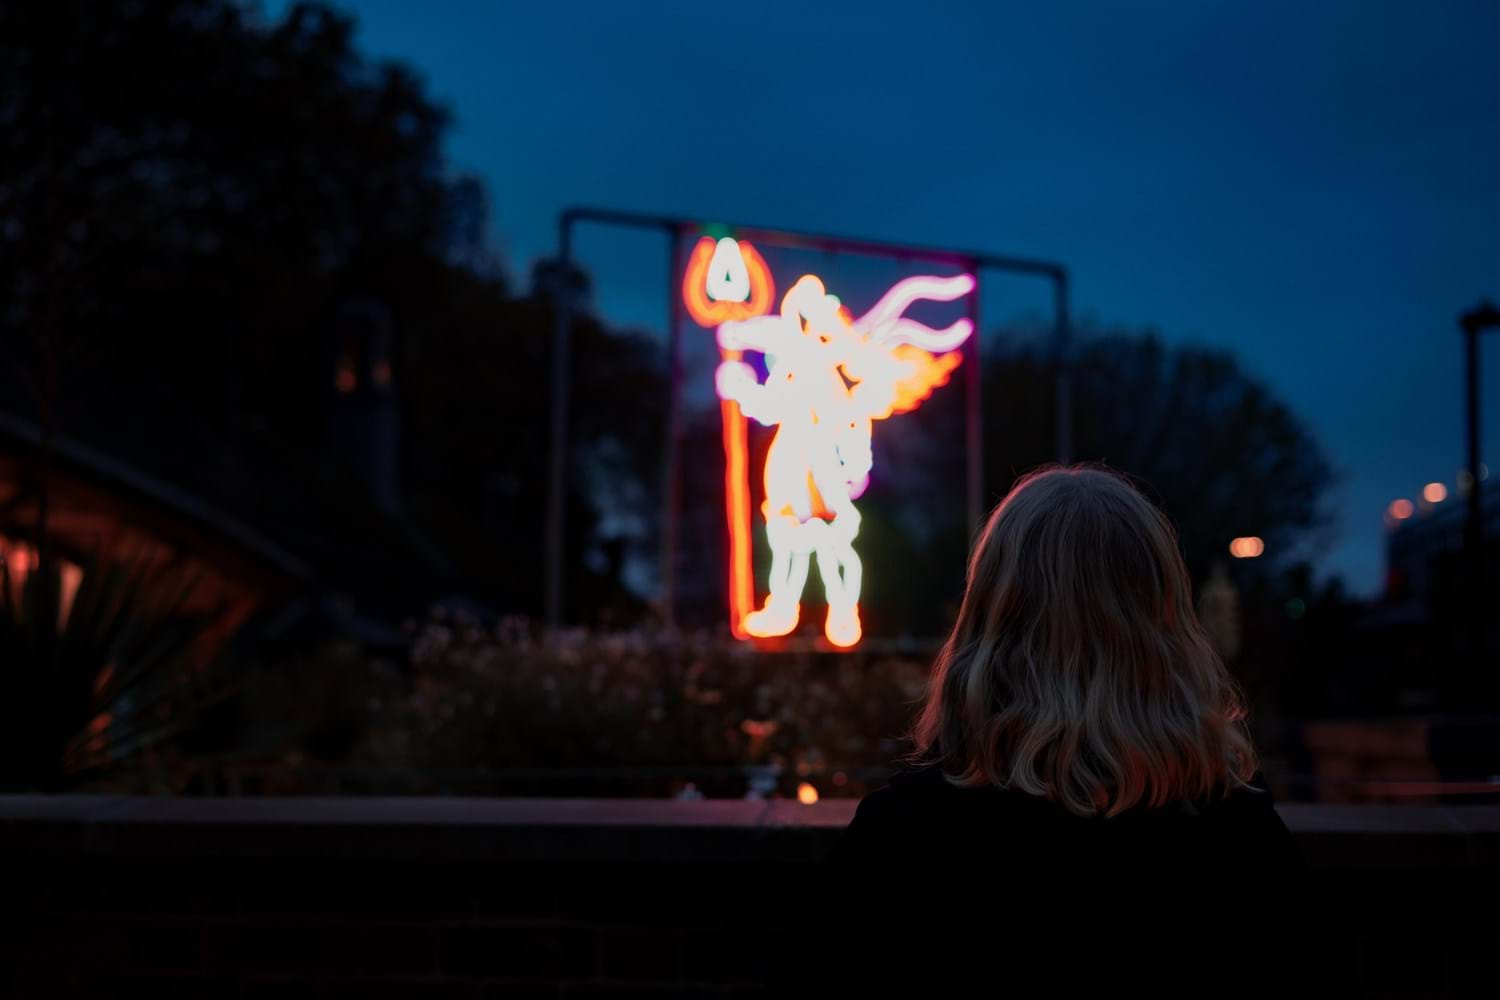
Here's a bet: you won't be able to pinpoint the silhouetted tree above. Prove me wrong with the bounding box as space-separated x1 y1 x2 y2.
0 0 484 441
984 321 1339 712
0 0 664 620
984 321 1336 586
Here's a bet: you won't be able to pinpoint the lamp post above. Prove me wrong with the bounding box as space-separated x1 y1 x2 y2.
1459 301 1499 669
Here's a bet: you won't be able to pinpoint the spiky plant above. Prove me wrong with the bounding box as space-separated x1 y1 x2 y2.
0 548 233 791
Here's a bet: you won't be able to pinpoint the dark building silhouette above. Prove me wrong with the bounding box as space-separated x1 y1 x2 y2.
1384 485 1499 627
327 297 400 517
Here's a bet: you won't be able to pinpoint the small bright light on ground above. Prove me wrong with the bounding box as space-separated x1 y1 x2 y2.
797 782 819 805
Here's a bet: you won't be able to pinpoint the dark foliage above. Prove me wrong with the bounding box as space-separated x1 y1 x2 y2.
0 0 664 621
985 320 1335 585
0 550 229 790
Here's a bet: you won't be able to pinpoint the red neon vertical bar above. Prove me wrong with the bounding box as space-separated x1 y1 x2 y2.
721 349 754 639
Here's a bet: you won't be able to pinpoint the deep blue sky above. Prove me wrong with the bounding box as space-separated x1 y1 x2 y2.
281 0 1500 593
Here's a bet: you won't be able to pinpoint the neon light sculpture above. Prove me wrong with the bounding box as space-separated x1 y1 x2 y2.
683 236 974 648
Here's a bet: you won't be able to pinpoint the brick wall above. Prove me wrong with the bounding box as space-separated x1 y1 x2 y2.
6 861 811 999
2 796 1497 998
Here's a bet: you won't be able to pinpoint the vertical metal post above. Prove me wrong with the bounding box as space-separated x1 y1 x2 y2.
1459 301 1497 686
660 228 685 629
1465 322 1482 596
543 218 574 628
1053 269 1072 465
964 261 983 530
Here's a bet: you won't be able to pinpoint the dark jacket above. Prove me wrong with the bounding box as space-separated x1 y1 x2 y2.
829 765 1305 873
775 767 1317 998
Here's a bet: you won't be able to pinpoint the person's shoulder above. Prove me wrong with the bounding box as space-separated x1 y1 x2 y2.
1199 769 1307 872
1204 769 1281 814
884 762 955 794
847 765 945 820
859 764 971 813
825 766 953 864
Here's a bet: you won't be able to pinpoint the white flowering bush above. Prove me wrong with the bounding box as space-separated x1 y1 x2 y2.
351 609 932 798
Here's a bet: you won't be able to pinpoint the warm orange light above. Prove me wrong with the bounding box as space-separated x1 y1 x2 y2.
883 344 963 417
1229 536 1264 559
3 543 35 575
1 537 82 626
86 712 110 739
739 719 777 740
797 782 819 805
682 237 774 328
1388 499 1414 520
1422 482 1447 504
739 719 778 754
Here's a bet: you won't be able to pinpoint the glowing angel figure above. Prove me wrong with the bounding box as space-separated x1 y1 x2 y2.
715 272 975 647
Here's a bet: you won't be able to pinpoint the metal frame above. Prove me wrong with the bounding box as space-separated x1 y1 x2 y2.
1459 301 1498 663
544 207 1071 628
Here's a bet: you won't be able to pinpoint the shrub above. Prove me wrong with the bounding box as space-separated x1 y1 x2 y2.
350 610 933 798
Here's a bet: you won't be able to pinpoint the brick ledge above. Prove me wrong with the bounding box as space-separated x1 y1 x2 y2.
1 795 1495 866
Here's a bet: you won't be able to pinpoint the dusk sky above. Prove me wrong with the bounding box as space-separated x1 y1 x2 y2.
279 0 1500 594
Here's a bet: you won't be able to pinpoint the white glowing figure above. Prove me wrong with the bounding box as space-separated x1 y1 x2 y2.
715 272 975 647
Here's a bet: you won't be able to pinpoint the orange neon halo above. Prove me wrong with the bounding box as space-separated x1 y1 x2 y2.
682 237 774 328
720 390 755 639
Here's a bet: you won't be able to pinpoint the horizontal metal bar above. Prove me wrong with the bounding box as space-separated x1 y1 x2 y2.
560 206 1067 280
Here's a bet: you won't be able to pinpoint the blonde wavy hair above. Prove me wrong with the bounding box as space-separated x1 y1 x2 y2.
911 464 1257 817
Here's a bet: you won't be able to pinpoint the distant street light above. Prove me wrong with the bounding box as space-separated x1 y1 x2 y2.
1422 482 1448 504
1388 499 1414 521
1228 536 1264 558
